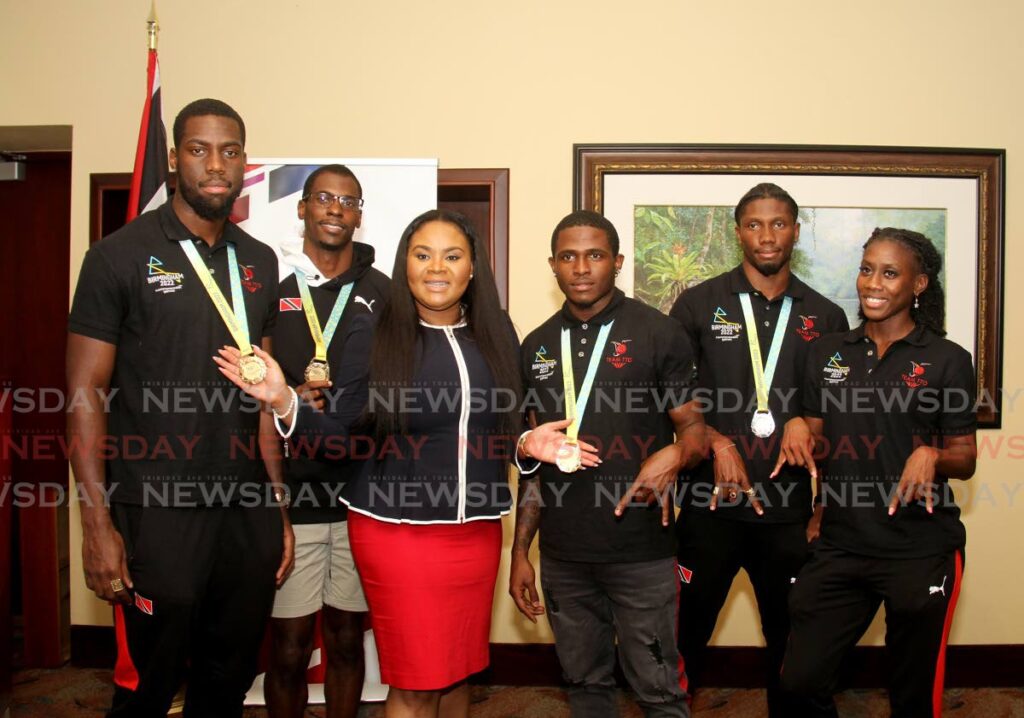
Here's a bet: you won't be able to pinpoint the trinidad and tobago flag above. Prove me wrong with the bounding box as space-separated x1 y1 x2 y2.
126 48 168 222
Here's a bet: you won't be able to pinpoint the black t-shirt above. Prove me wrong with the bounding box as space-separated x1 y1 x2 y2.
670 266 849 524
68 202 280 506
273 242 389 524
803 324 975 558
521 290 695 563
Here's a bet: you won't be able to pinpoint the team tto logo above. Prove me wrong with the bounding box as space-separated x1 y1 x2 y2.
710 307 743 342
796 314 820 342
146 256 185 294
239 264 262 293
279 297 303 312
531 345 558 381
902 361 930 388
606 339 633 369
822 352 851 384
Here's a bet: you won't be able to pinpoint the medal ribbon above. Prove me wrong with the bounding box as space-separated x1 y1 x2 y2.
179 241 253 356
293 269 354 363
738 293 792 413
560 321 614 444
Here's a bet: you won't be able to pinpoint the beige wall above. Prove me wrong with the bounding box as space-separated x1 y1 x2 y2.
2 0 1021 646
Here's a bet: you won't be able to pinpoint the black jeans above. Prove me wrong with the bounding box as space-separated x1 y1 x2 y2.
541 555 689 718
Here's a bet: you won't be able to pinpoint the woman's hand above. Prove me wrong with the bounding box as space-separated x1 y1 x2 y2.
890 445 940 515
212 344 291 415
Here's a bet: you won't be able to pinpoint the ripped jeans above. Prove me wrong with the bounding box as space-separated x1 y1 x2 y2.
541 555 690 718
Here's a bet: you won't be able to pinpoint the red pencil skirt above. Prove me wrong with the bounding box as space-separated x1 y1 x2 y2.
347 512 502 690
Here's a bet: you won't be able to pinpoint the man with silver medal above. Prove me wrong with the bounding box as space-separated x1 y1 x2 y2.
512 211 705 718
668 184 849 716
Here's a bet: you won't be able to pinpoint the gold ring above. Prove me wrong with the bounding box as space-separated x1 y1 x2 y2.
110 578 125 593
744 488 756 497
712 486 720 496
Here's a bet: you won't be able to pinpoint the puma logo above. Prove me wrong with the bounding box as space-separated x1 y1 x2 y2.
929 575 947 596
354 296 376 312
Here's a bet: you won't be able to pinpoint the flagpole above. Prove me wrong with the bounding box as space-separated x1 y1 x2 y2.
127 0 168 222
147 1 159 51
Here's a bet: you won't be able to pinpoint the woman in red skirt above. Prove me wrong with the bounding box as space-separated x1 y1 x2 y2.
218 209 595 717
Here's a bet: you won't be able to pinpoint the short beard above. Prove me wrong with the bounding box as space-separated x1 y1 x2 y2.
177 182 241 221
753 260 785 277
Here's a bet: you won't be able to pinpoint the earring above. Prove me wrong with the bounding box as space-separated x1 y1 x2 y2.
614 269 620 277
914 294 920 309
470 274 474 280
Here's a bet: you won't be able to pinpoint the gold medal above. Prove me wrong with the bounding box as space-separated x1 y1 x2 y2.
555 441 583 473
304 359 330 383
238 354 268 384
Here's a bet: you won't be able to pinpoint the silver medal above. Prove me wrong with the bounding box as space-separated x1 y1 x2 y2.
750 410 776 438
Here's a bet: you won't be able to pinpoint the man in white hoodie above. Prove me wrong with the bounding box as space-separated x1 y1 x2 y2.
263 164 389 718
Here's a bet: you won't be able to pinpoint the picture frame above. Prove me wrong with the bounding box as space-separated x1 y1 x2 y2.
573 144 1005 427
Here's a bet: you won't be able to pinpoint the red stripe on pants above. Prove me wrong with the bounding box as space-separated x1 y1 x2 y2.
113 605 140 691
674 571 689 696
931 551 963 717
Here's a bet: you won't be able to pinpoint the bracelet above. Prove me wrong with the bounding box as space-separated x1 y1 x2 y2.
272 387 297 420
514 430 541 476
713 443 736 457
272 387 298 439
517 430 534 459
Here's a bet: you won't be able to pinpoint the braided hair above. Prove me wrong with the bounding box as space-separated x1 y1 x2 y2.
862 227 945 336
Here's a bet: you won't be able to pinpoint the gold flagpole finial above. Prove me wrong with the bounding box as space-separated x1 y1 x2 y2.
147 1 159 51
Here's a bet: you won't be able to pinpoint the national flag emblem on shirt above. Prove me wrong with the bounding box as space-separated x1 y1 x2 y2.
677 564 693 584
280 297 302 312
134 592 154 615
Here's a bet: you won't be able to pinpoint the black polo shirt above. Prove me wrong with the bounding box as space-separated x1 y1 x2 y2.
803 324 975 559
521 290 695 563
670 266 848 524
273 242 389 524
68 202 280 506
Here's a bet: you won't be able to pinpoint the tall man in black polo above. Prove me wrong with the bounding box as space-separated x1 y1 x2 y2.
68 98 290 718
510 210 704 718
669 183 848 716
264 164 388 718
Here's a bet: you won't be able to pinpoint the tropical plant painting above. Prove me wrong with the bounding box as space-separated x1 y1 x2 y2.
634 205 947 326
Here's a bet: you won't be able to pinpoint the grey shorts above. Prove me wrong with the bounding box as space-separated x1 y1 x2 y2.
272 521 368 618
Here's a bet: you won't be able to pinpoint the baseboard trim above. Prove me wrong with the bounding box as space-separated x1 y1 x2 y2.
71 627 1023 688
482 643 1024 689
70 625 116 669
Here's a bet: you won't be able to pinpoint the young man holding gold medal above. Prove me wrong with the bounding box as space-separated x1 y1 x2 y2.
668 183 848 716
263 164 388 718
68 99 290 717
511 210 705 718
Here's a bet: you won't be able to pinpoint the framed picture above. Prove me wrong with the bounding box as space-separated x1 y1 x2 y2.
574 144 1005 427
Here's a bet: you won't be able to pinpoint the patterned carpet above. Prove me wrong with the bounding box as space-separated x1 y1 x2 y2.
10 667 1024 717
